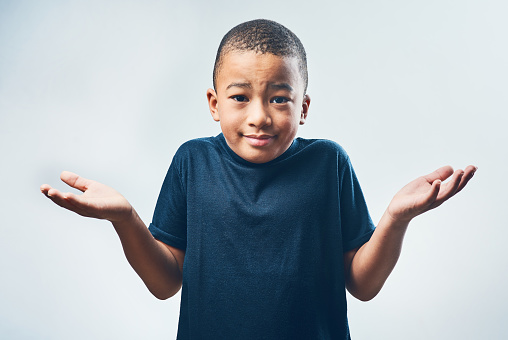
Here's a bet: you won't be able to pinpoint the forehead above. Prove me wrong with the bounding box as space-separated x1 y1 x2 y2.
216 51 304 92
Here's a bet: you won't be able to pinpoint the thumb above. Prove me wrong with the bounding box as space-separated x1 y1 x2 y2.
60 171 93 192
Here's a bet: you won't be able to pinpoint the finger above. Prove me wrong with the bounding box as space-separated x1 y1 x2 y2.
423 165 454 183
63 191 93 210
420 179 441 208
455 165 477 194
62 192 97 216
436 169 464 202
43 187 79 210
60 171 93 192
40 184 52 196
41 183 87 211
44 189 94 218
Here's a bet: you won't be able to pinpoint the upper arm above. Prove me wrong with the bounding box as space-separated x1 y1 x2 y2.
156 240 185 274
343 247 359 281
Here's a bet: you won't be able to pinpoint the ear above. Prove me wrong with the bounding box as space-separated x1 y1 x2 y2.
207 88 220 122
299 94 311 125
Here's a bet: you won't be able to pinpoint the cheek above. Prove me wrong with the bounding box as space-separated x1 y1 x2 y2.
219 114 241 134
279 113 301 132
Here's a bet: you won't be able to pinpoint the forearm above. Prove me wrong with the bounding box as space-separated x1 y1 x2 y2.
345 165 475 301
41 172 183 299
112 209 183 300
346 211 409 301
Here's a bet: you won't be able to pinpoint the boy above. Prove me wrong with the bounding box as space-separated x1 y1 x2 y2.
41 19 476 339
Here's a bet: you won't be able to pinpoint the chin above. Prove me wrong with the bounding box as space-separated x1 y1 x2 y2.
243 152 276 164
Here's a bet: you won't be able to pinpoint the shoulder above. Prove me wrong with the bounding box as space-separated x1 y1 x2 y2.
165 136 223 184
294 137 350 162
164 136 221 176
176 136 217 152
172 136 221 160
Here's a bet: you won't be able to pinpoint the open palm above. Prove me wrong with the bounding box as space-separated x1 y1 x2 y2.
387 165 476 223
40 171 132 222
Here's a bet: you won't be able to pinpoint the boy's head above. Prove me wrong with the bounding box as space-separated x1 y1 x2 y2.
213 19 308 94
207 19 311 164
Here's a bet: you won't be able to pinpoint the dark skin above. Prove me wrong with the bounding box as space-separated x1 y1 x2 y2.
41 51 476 301
343 165 476 300
41 171 184 299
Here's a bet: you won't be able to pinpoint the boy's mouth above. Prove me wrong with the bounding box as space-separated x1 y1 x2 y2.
243 134 275 147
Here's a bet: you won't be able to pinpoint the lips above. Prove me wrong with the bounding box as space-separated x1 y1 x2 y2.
243 134 275 147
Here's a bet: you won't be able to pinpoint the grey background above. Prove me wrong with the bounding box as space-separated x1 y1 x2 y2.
1 0 506 339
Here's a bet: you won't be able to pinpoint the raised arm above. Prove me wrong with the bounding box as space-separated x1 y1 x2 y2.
40 171 184 299
344 165 477 301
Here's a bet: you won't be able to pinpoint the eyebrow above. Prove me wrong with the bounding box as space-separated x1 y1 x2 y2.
269 83 294 92
225 82 294 92
226 82 252 90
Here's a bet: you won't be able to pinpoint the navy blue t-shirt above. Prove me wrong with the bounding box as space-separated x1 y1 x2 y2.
149 134 375 339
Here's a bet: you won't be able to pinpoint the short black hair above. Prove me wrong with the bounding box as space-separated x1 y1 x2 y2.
213 19 308 93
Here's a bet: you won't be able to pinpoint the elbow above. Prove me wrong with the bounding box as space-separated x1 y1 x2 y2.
153 292 172 300
347 282 382 302
152 288 179 300
149 283 182 300
352 291 378 302
154 295 171 301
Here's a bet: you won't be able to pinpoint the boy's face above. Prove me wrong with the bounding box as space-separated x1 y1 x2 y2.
207 51 310 164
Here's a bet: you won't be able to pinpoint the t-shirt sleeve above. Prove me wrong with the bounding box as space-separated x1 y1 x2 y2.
339 155 376 252
148 153 187 250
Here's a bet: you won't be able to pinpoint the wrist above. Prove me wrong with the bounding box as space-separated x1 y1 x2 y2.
380 210 411 232
110 204 138 226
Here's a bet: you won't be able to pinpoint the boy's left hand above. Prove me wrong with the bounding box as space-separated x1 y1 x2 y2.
346 164 477 301
386 165 477 224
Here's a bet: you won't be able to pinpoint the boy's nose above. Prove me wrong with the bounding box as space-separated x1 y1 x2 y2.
246 102 271 128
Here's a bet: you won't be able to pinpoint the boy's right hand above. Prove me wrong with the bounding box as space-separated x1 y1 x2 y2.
40 171 133 223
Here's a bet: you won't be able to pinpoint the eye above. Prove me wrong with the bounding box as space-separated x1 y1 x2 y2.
231 95 248 102
271 96 289 104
